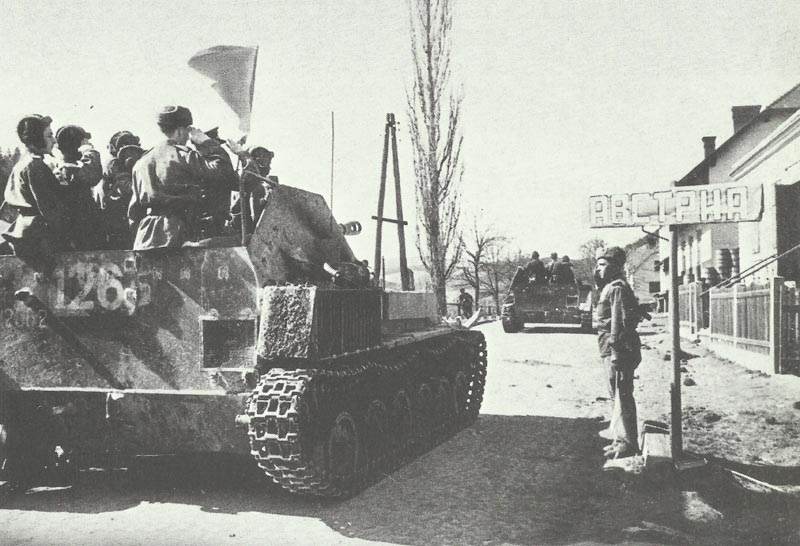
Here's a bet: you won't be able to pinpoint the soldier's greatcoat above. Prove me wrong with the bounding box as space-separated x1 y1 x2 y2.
130 140 235 250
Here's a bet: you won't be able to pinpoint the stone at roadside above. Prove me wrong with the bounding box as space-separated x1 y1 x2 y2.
663 353 671 361
793 401 800 410
684 377 696 386
765 416 778 425
680 366 688 373
704 412 721 423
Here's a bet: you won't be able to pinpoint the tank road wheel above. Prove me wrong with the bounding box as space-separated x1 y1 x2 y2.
326 411 361 492
413 383 435 449
433 378 454 430
364 400 389 469
389 390 413 455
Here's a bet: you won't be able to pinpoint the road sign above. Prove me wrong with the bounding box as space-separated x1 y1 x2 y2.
588 181 763 228
586 180 764 463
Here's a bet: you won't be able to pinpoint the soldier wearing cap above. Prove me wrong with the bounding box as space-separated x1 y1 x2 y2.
2 114 71 263
129 105 237 250
227 142 278 233
594 246 642 459
54 124 103 249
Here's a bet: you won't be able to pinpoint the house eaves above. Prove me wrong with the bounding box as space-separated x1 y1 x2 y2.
675 81 800 187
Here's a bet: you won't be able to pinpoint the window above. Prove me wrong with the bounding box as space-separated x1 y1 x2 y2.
649 281 660 293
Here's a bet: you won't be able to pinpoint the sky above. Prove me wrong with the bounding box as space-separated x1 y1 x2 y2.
1 0 799 267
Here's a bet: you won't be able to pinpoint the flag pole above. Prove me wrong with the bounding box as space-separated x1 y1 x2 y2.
239 46 259 246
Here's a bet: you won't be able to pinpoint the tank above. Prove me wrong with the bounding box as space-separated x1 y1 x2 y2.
0 184 487 496
501 267 593 333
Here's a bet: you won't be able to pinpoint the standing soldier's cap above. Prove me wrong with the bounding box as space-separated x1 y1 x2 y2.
157 105 193 129
599 246 626 266
204 127 223 143
17 114 53 148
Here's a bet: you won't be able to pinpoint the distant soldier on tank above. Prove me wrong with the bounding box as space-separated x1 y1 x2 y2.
546 252 558 282
129 106 237 249
523 251 547 285
551 255 575 285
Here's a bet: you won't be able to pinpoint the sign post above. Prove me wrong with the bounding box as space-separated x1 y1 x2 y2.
588 181 763 460
669 225 681 458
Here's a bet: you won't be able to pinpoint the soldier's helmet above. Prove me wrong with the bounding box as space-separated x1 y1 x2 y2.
108 131 141 157
117 145 145 172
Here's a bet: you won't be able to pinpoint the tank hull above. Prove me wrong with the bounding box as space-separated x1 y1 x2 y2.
0 328 486 497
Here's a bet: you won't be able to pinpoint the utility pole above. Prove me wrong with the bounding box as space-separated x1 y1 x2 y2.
372 113 410 290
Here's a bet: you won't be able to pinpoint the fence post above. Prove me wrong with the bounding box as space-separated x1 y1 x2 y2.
733 283 739 349
771 277 784 374
708 287 714 334
694 281 703 333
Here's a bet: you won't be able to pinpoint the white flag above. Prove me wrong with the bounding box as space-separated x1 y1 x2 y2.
188 45 259 133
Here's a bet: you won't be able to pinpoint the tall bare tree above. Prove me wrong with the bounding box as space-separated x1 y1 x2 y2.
407 0 464 315
459 221 504 306
480 246 513 314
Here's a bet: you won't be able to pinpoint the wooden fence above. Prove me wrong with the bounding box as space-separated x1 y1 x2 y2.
708 283 772 356
780 282 800 374
678 282 703 333
676 277 800 374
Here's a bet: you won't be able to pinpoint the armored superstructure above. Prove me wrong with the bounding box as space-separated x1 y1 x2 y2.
0 184 487 496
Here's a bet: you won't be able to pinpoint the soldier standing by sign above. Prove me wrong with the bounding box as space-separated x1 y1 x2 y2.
594 246 642 459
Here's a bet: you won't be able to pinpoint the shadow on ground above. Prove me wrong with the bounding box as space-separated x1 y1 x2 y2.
3 415 799 545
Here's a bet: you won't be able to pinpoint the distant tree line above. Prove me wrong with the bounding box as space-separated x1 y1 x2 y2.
0 148 21 198
455 229 607 314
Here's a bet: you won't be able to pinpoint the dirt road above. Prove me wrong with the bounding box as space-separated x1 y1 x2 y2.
1 318 799 546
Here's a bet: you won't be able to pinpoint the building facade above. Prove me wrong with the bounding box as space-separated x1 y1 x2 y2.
659 83 800 289
730 109 800 284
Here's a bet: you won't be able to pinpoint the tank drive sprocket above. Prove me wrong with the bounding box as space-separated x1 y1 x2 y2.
244 330 487 496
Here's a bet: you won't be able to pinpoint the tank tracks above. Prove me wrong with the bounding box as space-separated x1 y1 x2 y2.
244 330 487 496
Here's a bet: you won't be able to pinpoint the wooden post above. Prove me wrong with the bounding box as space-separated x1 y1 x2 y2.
733 283 740 349
670 226 682 459
694 281 703 334
373 117 391 283
388 114 410 291
771 276 784 374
